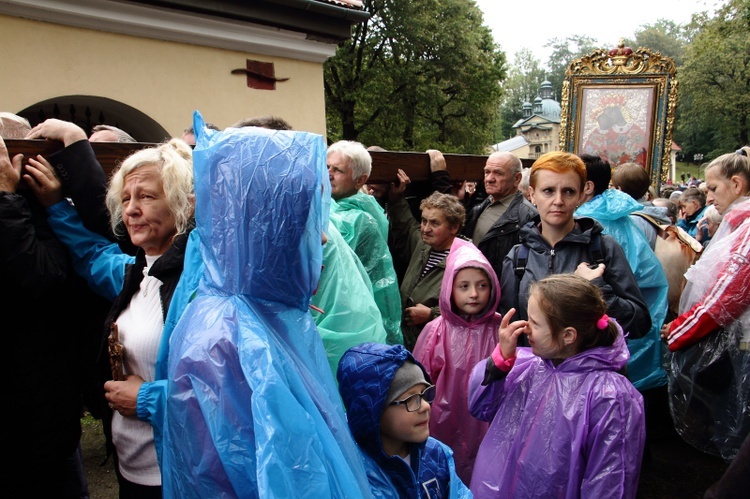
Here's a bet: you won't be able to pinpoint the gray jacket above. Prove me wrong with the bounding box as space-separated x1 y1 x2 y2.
632 205 672 250
499 216 652 341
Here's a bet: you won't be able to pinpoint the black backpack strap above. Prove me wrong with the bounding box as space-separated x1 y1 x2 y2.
513 243 530 311
589 232 605 265
514 243 529 279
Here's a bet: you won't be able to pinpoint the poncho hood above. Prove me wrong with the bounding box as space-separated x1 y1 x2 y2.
576 188 642 221
559 322 631 372
162 112 371 498
192 113 329 308
334 191 390 240
439 238 500 325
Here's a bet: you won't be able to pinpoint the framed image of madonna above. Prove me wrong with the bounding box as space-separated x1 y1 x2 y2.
559 42 677 188
578 85 655 167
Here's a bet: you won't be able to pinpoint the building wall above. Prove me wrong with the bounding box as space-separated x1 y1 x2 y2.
517 124 561 159
1 15 328 138
509 143 531 158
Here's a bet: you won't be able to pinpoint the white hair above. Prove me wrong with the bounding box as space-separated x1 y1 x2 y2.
327 140 372 180
0 112 31 139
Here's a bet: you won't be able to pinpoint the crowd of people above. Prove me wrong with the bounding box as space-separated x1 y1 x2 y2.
1 109 749 498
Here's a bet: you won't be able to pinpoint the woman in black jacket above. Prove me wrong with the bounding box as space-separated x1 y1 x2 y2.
499 151 651 345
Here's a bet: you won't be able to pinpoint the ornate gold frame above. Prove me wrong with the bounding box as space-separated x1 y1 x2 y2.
559 42 678 186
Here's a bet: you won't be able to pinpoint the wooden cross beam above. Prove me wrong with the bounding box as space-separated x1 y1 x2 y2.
5 139 534 183
5 139 148 178
367 152 534 182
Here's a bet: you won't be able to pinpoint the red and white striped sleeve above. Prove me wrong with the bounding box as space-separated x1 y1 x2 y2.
667 220 750 351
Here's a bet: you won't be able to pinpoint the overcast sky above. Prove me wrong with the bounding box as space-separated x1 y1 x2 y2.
472 0 726 65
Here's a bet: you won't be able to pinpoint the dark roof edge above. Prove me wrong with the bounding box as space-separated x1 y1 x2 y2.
273 0 369 21
126 0 370 41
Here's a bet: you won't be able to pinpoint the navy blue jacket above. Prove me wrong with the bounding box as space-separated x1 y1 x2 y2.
337 343 471 498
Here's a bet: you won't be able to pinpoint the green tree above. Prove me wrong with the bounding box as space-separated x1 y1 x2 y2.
324 0 506 153
623 19 690 66
505 49 546 112
495 48 545 142
677 0 750 158
544 35 600 97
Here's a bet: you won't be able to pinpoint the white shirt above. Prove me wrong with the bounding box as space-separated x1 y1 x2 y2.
111 254 164 486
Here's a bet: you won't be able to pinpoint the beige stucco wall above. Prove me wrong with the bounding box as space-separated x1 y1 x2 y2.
0 15 327 137
518 123 561 159
509 143 531 158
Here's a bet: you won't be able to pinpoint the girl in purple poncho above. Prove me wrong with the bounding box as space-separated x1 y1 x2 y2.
469 273 645 498
413 237 501 484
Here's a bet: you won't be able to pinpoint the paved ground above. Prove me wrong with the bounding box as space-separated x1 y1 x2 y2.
636 385 729 498
81 415 117 499
81 401 730 498
637 425 728 498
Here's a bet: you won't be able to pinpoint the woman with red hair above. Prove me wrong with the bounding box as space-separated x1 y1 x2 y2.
498 151 651 345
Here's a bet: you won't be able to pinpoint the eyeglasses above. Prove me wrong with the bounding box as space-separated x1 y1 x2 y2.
389 384 436 412
737 149 748 157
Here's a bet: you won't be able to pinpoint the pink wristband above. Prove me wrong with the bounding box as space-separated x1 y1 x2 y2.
491 344 516 372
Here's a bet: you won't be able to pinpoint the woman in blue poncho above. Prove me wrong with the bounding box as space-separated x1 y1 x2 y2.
161 113 372 498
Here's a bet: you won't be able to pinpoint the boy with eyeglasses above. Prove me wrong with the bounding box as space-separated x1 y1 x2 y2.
337 343 471 498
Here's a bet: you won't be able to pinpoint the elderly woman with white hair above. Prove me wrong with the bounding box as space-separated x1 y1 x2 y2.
696 203 723 247
26 139 195 498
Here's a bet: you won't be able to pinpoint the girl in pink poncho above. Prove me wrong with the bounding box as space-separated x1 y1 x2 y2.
413 237 501 484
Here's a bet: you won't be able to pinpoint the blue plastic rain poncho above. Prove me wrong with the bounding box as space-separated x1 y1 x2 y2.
413 237 500 484
330 193 403 345
577 189 669 391
161 112 372 498
468 325 645 498
337 342 472 499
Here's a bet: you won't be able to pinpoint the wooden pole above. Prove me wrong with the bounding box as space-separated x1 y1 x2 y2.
5 139 149 178
5 139 533 183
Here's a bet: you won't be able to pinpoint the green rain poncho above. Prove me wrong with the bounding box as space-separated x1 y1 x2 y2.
311 219 388 377
331 193 403 345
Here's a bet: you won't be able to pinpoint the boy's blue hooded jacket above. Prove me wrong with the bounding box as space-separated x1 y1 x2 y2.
337 342 471 498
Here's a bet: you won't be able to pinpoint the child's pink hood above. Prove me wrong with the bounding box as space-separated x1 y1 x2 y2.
439 237 501 325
